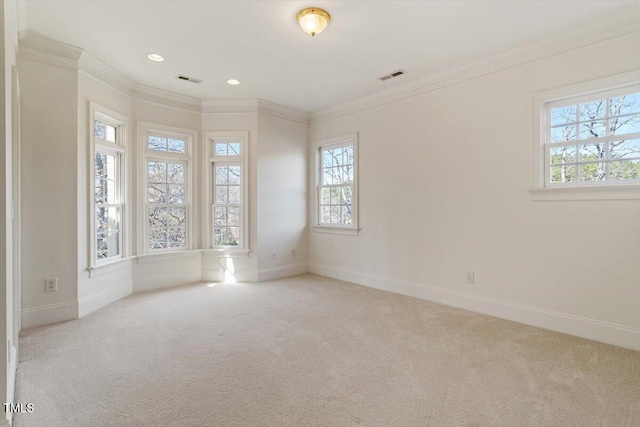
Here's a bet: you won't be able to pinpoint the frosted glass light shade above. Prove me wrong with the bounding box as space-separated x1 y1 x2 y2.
297 8 331 37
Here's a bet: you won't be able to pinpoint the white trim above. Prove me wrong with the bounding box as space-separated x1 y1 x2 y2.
77 282 132 317
310 16 640 124
18 31 83 70
529 185 640 201
133 84 201 112
257 262 309 282
309 263 640 350
79 51 136 95
136 250 200 264
203 131 250 251
87 256 135 278
310 133 359 233
21 300 78 329
7 343 16 426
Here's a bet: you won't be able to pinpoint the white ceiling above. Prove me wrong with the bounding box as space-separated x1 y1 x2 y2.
21 0 637 112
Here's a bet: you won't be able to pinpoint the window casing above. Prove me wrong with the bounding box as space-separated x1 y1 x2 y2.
89 104 129 267
204 131 249 252
541 84 640 187
311 133 359 235
139 123 196 254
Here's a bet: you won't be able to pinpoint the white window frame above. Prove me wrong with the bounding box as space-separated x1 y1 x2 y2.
203 131 250 254
88 102 130 269
310 132 359 236
531 72 640 201
137 122 197 255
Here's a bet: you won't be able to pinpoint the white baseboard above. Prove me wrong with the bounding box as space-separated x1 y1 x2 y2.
78 283 132 317
258 262 309 282
21 299 78 329
309 263 640 351
133 269 202 292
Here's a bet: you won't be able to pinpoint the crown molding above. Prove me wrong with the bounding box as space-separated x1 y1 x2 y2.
18 31 82 70
78 51 136 95
257 99 309 125
133 84 202 112
201 99 259 114
310 13 640 124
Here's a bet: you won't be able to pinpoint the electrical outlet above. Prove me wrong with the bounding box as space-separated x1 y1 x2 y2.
271 251 276 260
291 249 296 258
45 278 57 292
466 272 475 284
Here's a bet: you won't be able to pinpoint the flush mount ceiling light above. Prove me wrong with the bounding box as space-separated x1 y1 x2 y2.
296 7 331 37
147 53 165 62
227 79 240 85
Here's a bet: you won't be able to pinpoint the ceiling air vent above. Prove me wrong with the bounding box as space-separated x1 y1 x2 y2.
379 69 407 81
176 74 203 84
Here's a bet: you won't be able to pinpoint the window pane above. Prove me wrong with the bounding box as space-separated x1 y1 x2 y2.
95 153 106 177
609 115 640 136
550 165 576 183
214 227 239 246
228 166 241 185
228 186 241 204
321 187 330 204
148 136 166 151
330 206 341 223
344 146 354 165
551 125 577 143
610 139 640 159
168 138 186 153
610 93 640 116
215 143 227 155
106 179 117 203
148 161 167 183
579 143 604 161
610 160 640 180
550 146 577 164
149 229 167 249
551 105 577 126
167 208 186 227
148 207 167 228
96 207 108 233
342 205 353 225
579 121 606 139
215 186 228 204
94 121 105 139
321 206 331 224
330 187 340 204
148 183 166 203
322 150 332 168
97 233 108 259
228 207 240 226
228 143 240 155
322 167 334 185
579 99 606 120
107 232 119 256
167 184 185 204
167 163 185 184
108 207 120 231
579 163 606 181
342 186 353 205
105 125 116 143
95 179 106 203
215 165 228 184
167 228 186 248
214 207 227 226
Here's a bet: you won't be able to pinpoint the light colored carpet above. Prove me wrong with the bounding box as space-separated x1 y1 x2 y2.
14 274 640 426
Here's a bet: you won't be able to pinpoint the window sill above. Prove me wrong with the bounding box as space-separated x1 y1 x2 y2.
311 225 360 236
529 184 640 201
202 248 250 258
87 256 135 278
136 250 200 264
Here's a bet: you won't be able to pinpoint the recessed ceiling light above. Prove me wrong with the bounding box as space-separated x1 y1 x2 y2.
147 53 165 62
227 79 240 85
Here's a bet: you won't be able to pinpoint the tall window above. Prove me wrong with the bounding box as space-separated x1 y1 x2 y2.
205 132 249 251
90 105 129 265
311 133 359 235
140 124 195 253
544 86 639 185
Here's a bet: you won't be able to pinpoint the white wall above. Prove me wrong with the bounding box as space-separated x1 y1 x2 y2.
309 32 640 349
1 0 19 424
19 54 79 328
257 114 308 280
